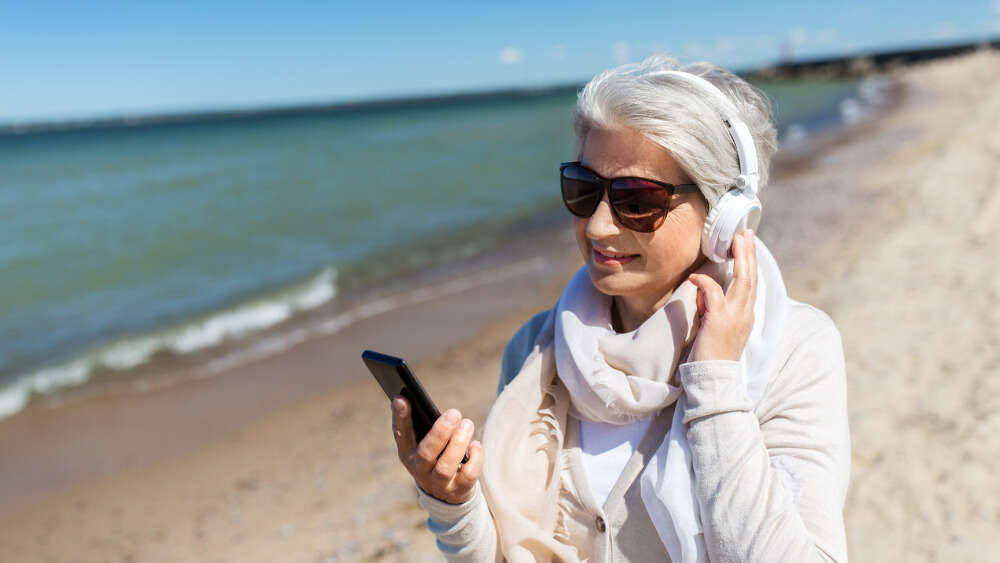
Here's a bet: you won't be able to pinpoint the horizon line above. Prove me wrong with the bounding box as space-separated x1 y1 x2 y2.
2 38 995 137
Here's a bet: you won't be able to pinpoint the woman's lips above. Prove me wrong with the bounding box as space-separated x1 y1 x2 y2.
592 247 639 266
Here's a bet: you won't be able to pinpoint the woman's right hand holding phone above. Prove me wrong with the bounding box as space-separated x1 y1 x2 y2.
391 396 484 504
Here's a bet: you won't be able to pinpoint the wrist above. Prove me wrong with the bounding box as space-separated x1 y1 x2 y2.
678 360 752 424
690 343 741 362
416 482 482 524
416 482 475 506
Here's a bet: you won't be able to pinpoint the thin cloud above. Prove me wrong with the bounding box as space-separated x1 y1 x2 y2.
498 47 523 65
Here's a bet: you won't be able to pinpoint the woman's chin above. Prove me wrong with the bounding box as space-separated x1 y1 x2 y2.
585 265 647 296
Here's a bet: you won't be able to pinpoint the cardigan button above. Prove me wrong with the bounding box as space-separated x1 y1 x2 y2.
595 515 606 533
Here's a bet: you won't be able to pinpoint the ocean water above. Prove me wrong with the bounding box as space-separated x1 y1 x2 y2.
0 77 884 420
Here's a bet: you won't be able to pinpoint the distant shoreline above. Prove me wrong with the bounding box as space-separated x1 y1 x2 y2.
3 38 994 137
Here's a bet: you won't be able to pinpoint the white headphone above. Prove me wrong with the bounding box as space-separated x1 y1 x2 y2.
649 70 762 263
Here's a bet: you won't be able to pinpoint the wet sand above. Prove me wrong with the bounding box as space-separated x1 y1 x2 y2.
1 50 998 562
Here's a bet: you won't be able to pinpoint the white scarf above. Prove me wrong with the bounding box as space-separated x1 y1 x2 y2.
480 237 788 562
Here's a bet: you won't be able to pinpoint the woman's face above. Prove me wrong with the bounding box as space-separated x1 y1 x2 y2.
574 126 708 305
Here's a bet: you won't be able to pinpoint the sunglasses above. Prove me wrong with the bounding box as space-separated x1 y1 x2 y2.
559 162 700 232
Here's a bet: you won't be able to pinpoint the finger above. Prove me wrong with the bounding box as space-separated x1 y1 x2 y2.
413 408 461 474
431 418 475 487
727 232 753 305
688 273 725 312
391 395 417 462
454 439 485 491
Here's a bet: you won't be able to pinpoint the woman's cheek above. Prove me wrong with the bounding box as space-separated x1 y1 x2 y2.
573 218 591 262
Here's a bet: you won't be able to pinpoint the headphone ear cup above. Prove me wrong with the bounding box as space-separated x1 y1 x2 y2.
702 189 762 262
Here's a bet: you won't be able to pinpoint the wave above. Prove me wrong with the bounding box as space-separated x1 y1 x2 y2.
779 75 896 146
189 257 546 378
0 266 338 421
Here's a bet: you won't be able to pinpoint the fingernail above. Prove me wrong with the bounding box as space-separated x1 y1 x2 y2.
461 419 473 433
444 409 460 425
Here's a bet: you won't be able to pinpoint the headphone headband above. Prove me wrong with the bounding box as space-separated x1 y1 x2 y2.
647 70 759 197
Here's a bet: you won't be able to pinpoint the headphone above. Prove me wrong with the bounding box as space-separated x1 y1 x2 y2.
648 70 762 263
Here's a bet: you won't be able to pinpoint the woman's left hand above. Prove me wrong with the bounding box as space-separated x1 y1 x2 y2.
687 230 757 362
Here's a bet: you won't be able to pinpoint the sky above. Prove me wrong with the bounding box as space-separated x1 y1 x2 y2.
1 0 996 124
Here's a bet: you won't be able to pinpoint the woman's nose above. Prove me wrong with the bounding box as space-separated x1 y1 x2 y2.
585 196 622 239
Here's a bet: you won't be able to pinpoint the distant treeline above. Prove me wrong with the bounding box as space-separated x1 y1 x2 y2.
746 38 1000 79
3 38 997 137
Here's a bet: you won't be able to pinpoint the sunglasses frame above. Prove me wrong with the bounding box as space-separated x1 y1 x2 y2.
559 161 700 232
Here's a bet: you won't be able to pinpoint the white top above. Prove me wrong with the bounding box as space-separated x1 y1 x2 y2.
578 417 653 506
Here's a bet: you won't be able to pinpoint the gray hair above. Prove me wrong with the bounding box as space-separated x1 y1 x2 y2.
573 53 778 210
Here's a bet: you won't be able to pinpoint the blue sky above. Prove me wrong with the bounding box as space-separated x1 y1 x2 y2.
1 0 995 124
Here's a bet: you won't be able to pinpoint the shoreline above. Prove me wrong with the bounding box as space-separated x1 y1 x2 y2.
0 73 902 520
0 70 892 422
0 74 890 425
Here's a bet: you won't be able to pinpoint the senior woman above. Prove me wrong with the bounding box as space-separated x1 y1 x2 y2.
390 53 850 562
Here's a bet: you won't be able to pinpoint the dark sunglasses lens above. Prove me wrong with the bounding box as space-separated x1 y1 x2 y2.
609 179 670 232
561 165 602 217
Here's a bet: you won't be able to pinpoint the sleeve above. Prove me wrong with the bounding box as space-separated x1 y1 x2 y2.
678 322 851 562
416 482 503 562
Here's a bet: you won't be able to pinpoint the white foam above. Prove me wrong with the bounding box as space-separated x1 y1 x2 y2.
782 122 809 145
0 260 550 423
0 380 31 420
291 268 337 309
169 301 293 353
169 266 336 353
0 266 338 422
191 256 549 379
30 360 91 393
101 337 161 370
839 97 868 125
858 77 892 107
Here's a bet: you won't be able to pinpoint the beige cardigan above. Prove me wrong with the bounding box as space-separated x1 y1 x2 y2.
417 298 851 562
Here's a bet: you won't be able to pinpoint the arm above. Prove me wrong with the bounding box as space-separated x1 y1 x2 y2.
679 322 851 562
409 310 549 562
390 398 499 561
416 482 503 562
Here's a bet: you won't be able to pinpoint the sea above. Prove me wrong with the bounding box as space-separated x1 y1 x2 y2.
0 76 890 421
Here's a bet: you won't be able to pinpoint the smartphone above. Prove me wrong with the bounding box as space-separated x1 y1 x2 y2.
362 349 469 463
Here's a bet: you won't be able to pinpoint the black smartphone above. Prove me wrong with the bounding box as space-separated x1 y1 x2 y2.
362 350 469 463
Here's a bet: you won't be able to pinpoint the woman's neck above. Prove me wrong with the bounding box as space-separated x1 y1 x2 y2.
611 256 707 333
612 292 671 333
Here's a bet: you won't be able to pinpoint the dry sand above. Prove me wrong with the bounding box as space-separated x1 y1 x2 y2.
0 50 998 562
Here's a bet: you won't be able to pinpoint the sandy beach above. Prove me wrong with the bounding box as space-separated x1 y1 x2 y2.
1 50 998 562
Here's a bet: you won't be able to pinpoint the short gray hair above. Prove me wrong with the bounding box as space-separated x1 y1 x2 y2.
573 53 778 210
